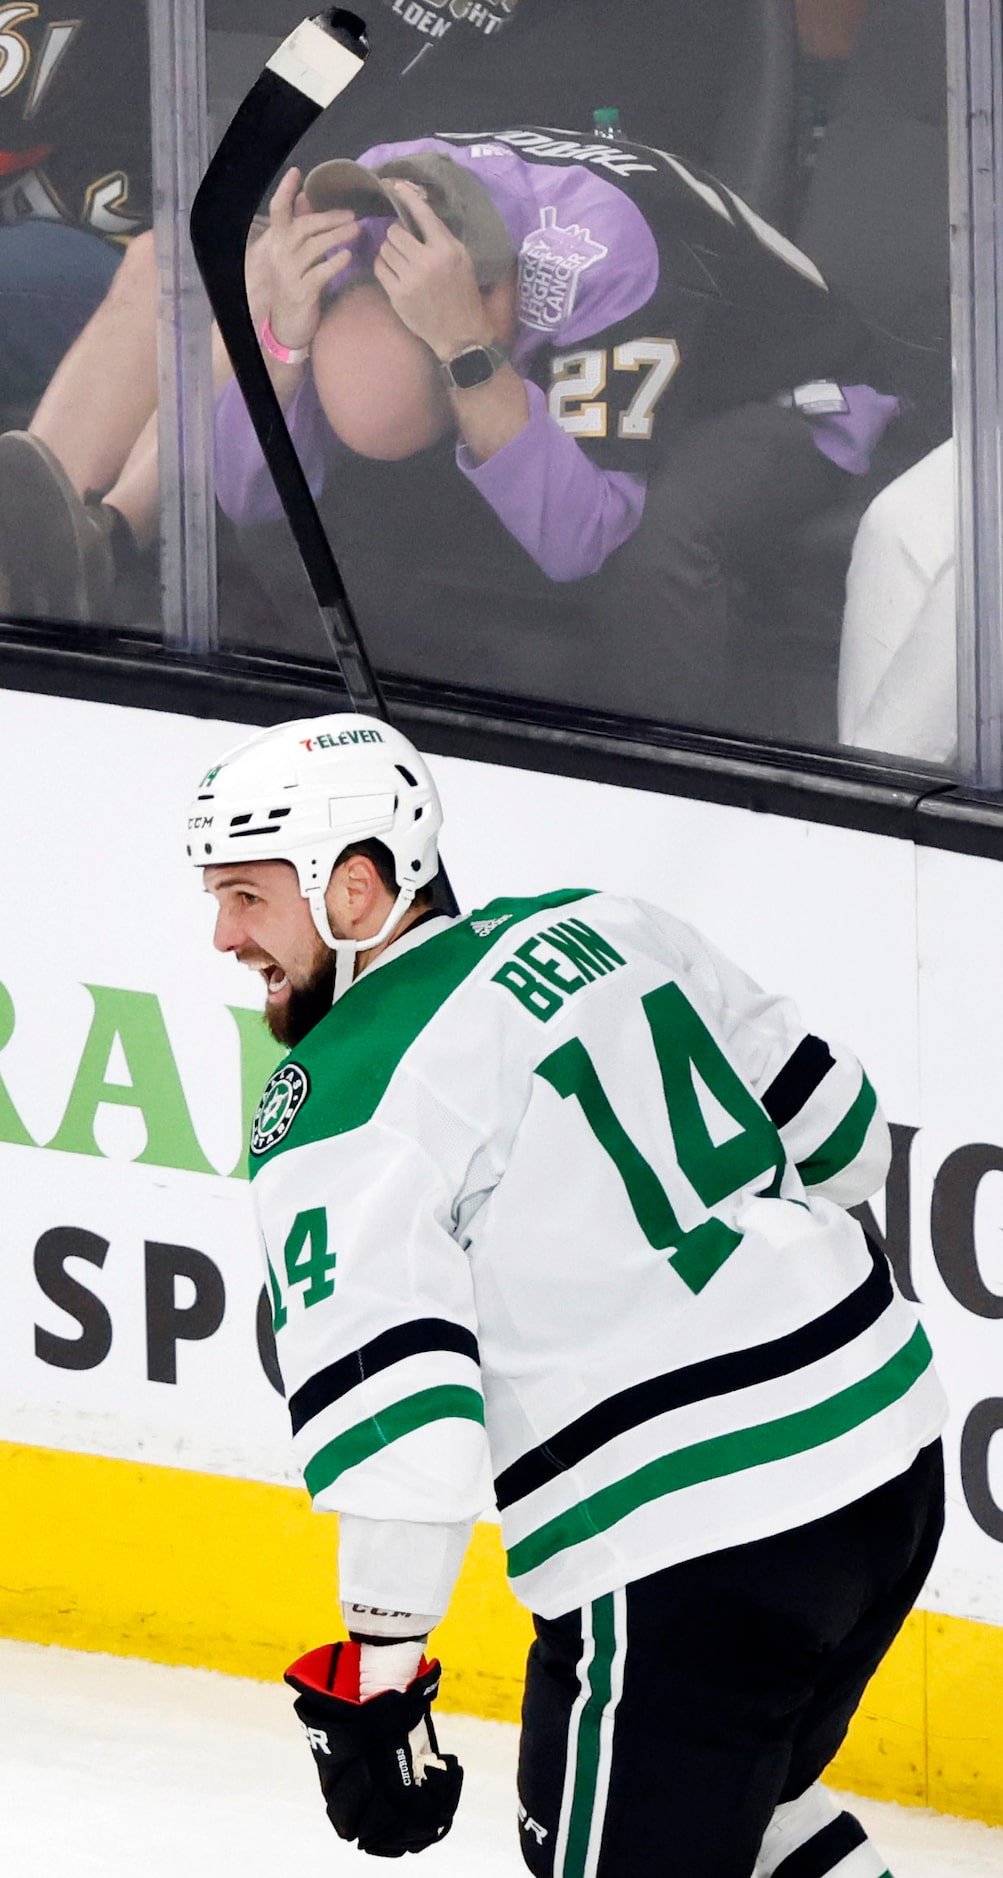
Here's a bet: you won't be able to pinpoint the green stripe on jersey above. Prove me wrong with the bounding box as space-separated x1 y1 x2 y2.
507 1323 932 1580
249 890 594 1176
797 1075 878 1189
563 1597 616 1878
304 1384 485 1500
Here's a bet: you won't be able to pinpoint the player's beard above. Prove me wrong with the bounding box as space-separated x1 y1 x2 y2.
265 951 337 1047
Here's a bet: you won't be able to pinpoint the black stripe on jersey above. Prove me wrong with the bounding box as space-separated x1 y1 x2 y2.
493 1241 891 1510
288 1319 480 1436
772 1810 867 1877
762 1036 837 1130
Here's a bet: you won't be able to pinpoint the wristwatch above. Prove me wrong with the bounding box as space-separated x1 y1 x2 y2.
440 342 508 391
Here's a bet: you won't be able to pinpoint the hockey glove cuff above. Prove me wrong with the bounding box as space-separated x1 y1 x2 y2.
285 1640 463 1857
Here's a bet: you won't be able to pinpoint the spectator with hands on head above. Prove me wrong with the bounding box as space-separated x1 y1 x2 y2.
258 159 529 472
217 129 902 731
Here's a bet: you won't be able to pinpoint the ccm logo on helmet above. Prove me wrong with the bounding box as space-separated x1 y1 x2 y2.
188 816 214 830
300 729 385 752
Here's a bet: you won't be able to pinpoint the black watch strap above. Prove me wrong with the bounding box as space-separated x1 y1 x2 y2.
440 342 508 391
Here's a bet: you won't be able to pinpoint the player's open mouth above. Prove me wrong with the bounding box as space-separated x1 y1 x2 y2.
262 965 290 1001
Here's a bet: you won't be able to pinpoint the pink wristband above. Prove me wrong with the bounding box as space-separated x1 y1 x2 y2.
260 315 310 366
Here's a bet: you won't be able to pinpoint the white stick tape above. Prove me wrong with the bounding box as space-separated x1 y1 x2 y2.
266 18 366 110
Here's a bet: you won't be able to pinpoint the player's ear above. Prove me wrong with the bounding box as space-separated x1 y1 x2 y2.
336 852 385 916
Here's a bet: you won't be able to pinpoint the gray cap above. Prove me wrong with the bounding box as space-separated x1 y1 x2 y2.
302 151 515 290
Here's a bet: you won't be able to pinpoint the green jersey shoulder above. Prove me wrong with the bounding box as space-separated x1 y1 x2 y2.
247 888 610 1175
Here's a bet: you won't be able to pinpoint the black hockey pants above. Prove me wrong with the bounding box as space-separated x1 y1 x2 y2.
516 1440 944 1878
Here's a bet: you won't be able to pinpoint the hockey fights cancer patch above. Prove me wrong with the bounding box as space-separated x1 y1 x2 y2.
251 1063 310 1156
519 206 609 331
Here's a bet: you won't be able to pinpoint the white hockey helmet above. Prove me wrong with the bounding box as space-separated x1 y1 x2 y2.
186 713 442 998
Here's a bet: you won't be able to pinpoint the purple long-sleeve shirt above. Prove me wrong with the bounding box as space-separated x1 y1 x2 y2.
215 131 896 582
215 136 656 580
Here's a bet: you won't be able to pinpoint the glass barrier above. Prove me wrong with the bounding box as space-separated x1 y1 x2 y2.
0 0 158 632
948 0 1003 787
0 2 964 774
150 0 217 653
203 0 956 759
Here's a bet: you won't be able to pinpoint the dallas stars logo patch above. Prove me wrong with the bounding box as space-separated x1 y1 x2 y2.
251 1063 310 1156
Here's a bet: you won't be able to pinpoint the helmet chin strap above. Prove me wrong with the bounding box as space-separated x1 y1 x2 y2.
306 882 418 1004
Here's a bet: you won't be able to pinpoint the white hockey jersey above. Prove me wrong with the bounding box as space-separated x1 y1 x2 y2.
249 890 945 1619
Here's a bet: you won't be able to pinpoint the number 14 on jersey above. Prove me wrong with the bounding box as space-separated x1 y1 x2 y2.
537 980 786 1293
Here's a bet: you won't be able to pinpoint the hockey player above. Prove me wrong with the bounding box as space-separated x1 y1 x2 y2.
189 714 946 1876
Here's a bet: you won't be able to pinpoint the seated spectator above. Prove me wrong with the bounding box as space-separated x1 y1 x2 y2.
0 0 150 423
214 131 901 731
0 0 151 618
0 232 272 622
838 439 955 763
0 0 753 626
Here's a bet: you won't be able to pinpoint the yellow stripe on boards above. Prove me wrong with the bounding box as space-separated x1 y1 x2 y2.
0 1440 531 1718
828 1601 1003 1826
1 1441 1002 1823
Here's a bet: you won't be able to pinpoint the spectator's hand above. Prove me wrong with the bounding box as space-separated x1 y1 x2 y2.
374 181 493 361
266 166 360 354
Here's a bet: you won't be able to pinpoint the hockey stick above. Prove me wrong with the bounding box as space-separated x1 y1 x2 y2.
191 9 460 915
191 10 375 710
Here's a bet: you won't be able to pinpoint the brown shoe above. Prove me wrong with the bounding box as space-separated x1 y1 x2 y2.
0 430 116 622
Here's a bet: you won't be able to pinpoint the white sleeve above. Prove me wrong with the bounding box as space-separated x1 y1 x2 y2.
844 558 957 764
838 438 956 758
256 1108 495 1533
337 1512 473 1622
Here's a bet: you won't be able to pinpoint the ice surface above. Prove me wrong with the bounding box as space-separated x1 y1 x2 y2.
1 1639 1001 1876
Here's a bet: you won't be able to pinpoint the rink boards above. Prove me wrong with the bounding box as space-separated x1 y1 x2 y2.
2 688 1003 1823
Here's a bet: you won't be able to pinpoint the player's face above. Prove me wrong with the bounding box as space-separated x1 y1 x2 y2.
204 860 334 1045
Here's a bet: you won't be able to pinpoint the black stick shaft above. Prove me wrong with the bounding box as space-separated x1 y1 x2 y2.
191 11 460 916
191 64 382 707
